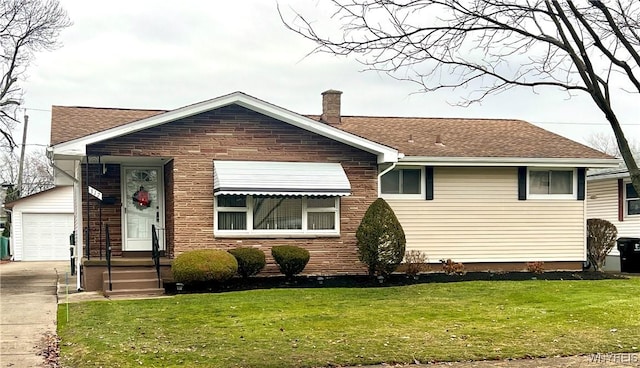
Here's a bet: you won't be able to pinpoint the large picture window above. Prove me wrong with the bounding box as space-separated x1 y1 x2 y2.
528 169 575 199
215 195 340 236
626 183 640 216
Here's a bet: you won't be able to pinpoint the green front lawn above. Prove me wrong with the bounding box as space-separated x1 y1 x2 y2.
58 278 640 367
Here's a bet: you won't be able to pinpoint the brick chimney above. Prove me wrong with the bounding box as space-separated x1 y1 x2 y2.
321 89 342 125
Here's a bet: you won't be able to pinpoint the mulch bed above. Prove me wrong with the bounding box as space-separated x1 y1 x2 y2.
169 271 628 294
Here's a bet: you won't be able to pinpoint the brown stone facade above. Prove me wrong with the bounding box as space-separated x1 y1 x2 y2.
82 163 123 257
84 105 378 275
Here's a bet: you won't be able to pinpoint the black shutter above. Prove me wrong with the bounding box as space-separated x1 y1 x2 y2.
518 167 527 200
425 166 434 200
618 179 624 222
577 167 586 201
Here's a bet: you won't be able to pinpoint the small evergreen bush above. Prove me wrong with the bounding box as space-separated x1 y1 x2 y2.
1 223 9 238
228 247 266 278
172 249 238 284
587 218 618 272
271 245 310 278
356 198 406 276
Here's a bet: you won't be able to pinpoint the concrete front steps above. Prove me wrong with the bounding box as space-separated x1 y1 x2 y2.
102 269 164 297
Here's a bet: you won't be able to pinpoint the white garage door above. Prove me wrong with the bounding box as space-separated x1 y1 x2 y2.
22 213 74 261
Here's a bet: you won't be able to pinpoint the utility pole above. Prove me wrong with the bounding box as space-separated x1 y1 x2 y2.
17 114 28 197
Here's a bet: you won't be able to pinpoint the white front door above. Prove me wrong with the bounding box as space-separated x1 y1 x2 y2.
122 167 165 251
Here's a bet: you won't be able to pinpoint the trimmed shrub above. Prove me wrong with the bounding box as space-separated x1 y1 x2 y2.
271 245 310 278
228 247 266 278
587 218 618 272
1 223 9 238
356 198 406 276
172 249 238 284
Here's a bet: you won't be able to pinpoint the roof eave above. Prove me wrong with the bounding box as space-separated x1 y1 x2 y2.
398 156 621 168
50 92 398 163
586 170 630 181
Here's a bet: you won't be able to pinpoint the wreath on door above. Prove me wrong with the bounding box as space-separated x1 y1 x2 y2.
132 186 151 210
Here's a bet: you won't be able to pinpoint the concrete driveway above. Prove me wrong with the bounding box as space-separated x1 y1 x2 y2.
0 261 70 368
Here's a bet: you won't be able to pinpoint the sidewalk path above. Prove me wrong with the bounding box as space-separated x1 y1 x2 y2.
0 261 69 368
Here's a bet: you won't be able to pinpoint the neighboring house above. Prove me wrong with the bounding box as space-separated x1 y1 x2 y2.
0 183 13 230
48 90 617 292
587 165 640 272
4 186 74 261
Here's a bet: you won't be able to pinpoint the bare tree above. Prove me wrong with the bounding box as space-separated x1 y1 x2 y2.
585 132 639 157
281 0 640 194
1 0 71 148
0 147 53 197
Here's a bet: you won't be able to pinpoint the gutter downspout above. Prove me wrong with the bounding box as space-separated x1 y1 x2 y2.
377 162 397 198
46 148 79 184
46 147 82 290
377 153 404 196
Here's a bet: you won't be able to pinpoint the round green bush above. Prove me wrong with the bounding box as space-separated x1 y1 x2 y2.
271 245 310 278
172 249 238 284
228 247 266 278
356 198 406 276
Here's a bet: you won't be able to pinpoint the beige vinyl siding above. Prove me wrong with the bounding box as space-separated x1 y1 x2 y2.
53 159 76 186
386 167 586 263
587 178 640 256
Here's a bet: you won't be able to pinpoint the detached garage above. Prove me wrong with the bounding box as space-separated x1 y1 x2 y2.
5 186 74 261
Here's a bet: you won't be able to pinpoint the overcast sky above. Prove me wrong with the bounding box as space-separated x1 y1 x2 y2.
15 0 639 151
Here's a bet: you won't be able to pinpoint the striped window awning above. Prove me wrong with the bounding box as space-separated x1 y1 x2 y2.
213 161 351 196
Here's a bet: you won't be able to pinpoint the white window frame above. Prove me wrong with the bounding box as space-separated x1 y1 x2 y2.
625 181 640 217
215 196 249 231
527 168 577 200
380 166 425 200
214 195 340 237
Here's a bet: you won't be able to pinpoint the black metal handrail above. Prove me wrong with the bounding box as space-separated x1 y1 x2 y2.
151 224 161 288
105 224 112 291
